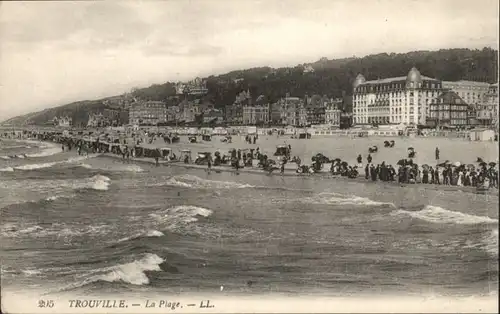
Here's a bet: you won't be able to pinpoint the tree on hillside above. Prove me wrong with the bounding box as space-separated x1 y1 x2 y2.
4 48 497 126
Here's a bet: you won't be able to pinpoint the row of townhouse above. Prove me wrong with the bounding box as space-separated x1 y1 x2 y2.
225 93 346 127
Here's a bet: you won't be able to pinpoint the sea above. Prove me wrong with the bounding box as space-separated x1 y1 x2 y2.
0 137 498 301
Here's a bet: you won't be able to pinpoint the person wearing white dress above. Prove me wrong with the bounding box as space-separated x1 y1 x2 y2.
457 171 463 186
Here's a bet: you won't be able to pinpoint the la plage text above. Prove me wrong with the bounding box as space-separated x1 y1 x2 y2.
68 299 214 310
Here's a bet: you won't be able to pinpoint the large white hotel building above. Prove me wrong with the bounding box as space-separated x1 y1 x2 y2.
352 67 443 126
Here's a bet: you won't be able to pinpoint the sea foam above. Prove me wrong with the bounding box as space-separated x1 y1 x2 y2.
12 154 98 171
116 229 165 243
162 174 254 189
14 162 57 170
394 205 498 225
149 205 213 227
87 253 164 286
305 192 395 207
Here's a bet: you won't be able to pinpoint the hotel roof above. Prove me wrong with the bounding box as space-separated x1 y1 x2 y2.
361 75 439 85
442 80 491 86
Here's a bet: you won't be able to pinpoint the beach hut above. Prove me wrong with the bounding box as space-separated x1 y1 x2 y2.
179 149 192 163
469 129 495 141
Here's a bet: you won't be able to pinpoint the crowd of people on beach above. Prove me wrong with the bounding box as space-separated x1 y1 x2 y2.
2 130 498 191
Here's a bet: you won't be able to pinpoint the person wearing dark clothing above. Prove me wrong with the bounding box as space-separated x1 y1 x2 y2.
435 147 440 160
370 165 377 181
367 154 372 163
207 156 212 170
365 164 370 179
357 154 362 164
422 168 429 184
443 167 450 185
378 163 385 181
388 166 395 181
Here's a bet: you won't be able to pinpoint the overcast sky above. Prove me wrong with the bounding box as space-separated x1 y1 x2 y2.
0 0 498 120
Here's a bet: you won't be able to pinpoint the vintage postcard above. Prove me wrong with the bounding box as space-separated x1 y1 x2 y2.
0 0 498 313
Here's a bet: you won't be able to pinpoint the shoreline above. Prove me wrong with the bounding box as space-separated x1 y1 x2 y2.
4 135 498 197
100 153 499 197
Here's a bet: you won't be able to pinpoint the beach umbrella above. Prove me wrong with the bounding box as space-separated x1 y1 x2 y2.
437 162 447 167
334 158 342 162
408 147 414 150
479 162 487 167
341 161 348 167
453 161 461 167
467 164 475 170
397 159 406 166
488 162 497 168
422 164 430 169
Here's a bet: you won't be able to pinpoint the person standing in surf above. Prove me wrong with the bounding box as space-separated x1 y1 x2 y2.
154 149 160 167
435 147 440 161
207 154 212 173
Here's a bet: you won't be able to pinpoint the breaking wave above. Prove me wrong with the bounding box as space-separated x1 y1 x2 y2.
161 174 254 189
77 163 143 173
394 205 498 225
25 143 61 158
14 162 57 170
48 253 165 293
0 166 14 172
0 145 31 149
95 253 164 285
45 195 65 201
148 205 213 230
21 269 42 276
85 175 111 191
116 229 165 243
303 192 396 207
0 222 111 239
12 154 99 171
124 165 144 172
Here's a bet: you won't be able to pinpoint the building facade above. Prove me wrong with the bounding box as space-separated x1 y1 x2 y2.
175 77 209 96
203 109 224 124
225 104 243 125
129 101 167 125
53 116 72 127
475 83 499 128
103 109 120 125
226 90 253 125
242 104 270 125
426 90 470 128
87 113 107 128
352 67 443 126
325 98 343 126
442 80 490 108
270 102 283 125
